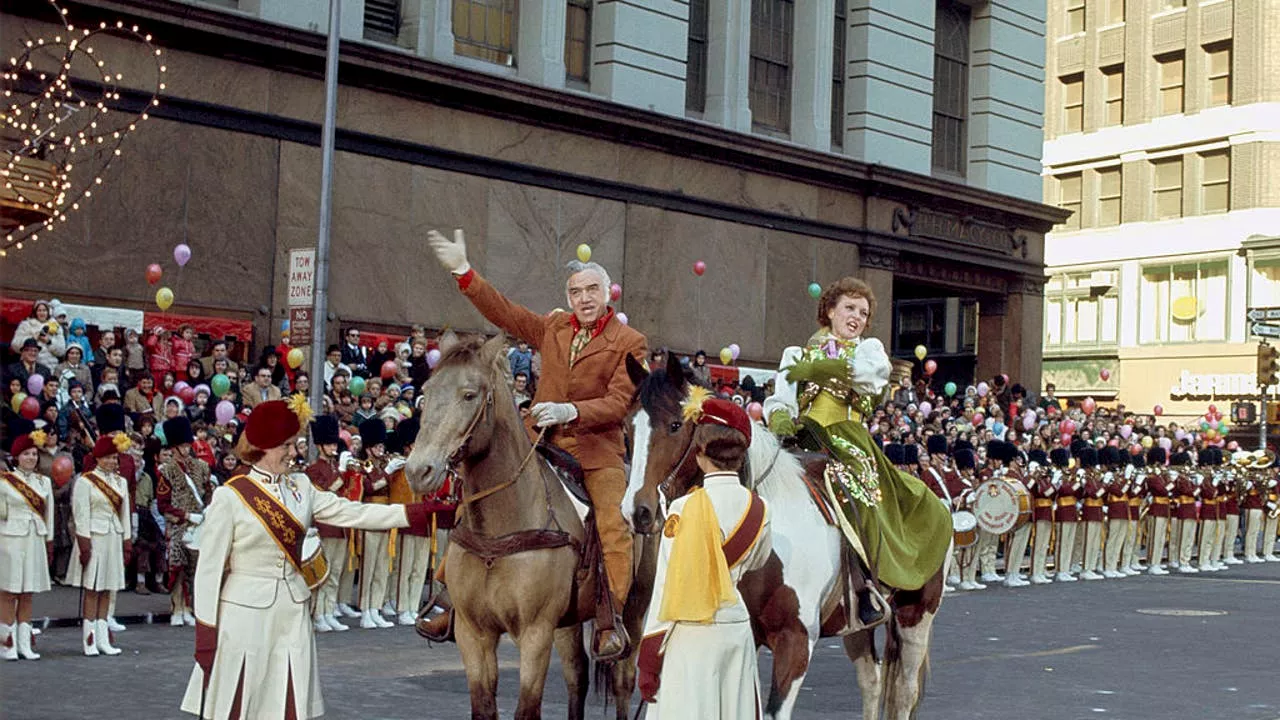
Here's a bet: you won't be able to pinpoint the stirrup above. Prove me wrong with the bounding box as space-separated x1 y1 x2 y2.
415 589 454 643
591 620 631 663
836 585 890 636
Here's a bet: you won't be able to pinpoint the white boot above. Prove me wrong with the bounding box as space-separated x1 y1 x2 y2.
16 623 40 660
337 603 361 618
1029 574 1052 585
95 619 121 656
372 610 394 628
397 611 416 626
314 615 334 633
182 611 196 627
1 624 18 661
359 609 379 629
1080 570 1105 581
82 620 100 657
1148 565 1168 576
329 614 349 632
106 617 126 632
381 601 397 616
1055 572 1077 582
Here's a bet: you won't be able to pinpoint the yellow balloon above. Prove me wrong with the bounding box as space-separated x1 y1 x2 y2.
914 345 927 361
286 347 305 369
156 286 174 311
719 347 734 364
11 392 27 413
576 244 592 263
1140 436 1153 449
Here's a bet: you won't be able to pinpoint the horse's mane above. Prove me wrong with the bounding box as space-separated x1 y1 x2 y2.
436 337 486 369
747 422 813 512
635 368 683 417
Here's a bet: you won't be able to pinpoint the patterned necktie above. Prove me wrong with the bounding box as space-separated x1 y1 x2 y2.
569 326 593 366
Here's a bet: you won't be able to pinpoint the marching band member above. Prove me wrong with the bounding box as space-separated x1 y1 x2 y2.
1028 448 1063 584
158 416 212 626
304 416 349 633
357 418 396 629
1102 447 1129 579
637 398 770 719
974 442 1007 586
1077 447 1105 581
388 418 440 626
1219 452 1245 566
68 434 133 656
1261 450 1280 562
334 440 365 619
1197 448 1222 572
1054 447 1081 583
1144 447 1172 574
0 432 55 661
179 398 439 720
1241 451 1266 562
1169 451 1199 574
992 442 1032 587
953 447 984 591
1120 452 1146 575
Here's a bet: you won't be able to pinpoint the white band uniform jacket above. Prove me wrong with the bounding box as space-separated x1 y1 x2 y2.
0 469 54 593
181 467 417 720
642 473 772 720
66 471 131 592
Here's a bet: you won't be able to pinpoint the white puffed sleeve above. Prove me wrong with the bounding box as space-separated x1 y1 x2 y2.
849 338 890 397
762 346 804 420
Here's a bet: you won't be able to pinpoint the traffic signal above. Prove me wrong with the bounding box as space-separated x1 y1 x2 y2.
1258 343 1279 386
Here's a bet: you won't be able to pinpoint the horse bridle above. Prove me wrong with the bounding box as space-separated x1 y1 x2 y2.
448 387 552 517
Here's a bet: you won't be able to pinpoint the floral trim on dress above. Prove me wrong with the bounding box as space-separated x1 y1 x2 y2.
824 434 882 507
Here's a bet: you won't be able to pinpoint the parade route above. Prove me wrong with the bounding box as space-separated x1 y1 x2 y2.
2 562 1277 719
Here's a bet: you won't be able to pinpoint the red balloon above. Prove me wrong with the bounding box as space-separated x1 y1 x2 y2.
1099 368 1111 381
1153 405 1164 416
1060 433 1072 447
923 359 937 376
1081 397 1097 415
971 412 984 426
178 386 196 405
380 360 398 380
1107 438 1119 447
693 260 706 276
1208 404 1218 415
18 396 40 420
145 263 163 285
51 455 74 487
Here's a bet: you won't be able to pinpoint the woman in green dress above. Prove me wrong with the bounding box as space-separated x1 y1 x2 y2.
763 277 951 621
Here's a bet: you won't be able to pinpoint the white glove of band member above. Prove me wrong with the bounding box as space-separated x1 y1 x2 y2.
188 512 204 525
385 457 407 475
339 451 355 473
531 402 579 428
426 228 471 276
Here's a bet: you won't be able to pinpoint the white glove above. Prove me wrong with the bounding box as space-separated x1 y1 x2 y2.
188 512 204 525
385 457 407 475
531 402 579 428
426 228 470 276
339 451 354 473
372 479 387 491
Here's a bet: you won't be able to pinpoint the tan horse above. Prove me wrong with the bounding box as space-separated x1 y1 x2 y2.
405 334 650 720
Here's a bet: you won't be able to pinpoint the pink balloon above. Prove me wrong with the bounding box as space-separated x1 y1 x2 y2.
1153 405 1164 416
1119 425 1132 439
693 260 706 276
173 381 191 395
1108 438 1119 447
1061 419 1076 434
1227 440 1238 451
747 402 763 421
26 374 44 396
617 312 629 326
1060 433 1072 447
971 412 984 426
919 401 933 416
1099 368 1111 381
1208 404 1218 415
1081 397 1097 414
976 382 989 397
729 343 741 360
214 400 236 425
174 243 192 267
426 348 442 369
924 359 937 375
610 283 622 301
1022 415 1035 431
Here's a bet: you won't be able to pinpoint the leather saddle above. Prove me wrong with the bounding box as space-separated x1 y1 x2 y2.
536 442 592 507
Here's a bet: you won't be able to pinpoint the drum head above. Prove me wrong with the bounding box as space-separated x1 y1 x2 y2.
952 510 977 532
974 480 1021 534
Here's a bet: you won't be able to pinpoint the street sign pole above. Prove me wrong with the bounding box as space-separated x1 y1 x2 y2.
308 0 341 437
1262 391 1268 451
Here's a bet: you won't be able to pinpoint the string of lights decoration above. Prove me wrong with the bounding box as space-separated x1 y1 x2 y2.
1 0 165 257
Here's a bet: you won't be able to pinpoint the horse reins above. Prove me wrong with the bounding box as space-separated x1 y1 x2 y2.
450 389 549 515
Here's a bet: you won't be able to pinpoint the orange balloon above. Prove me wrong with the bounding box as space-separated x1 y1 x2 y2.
51 455 75 487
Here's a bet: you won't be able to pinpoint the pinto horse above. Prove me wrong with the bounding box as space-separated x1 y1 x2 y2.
405 334 650 720
622 353 945 720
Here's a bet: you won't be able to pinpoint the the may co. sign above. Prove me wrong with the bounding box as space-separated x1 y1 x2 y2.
288 248 317 308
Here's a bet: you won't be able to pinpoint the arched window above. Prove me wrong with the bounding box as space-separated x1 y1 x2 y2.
931 0 969 176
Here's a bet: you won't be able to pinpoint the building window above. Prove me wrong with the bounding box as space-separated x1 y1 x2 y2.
1061 74 1084 134
1097 166 1122 227
1250 257 1280 308
1205 42 1231 107
1102 65 1123 126
831 0 846 148
1104 0 1124 24
1066 0 1085 33
1153 157 1182 219
749 0 794 133
1140 260 1228 343
1045 271 1120 348
565 0 591 84
364 0 401 42
893 300 947 358
1200 150 1230 214
931 0 970 175
1056 172 1082 230
453 0 517 66
1157 52 1184 115
686 0 708 113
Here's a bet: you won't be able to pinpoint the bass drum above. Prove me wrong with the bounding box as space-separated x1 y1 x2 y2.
300 532 330 591
952 510 978 549
973 479 1031 535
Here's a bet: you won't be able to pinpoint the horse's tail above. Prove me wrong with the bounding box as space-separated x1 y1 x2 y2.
879 612 934 720
593 658 615 705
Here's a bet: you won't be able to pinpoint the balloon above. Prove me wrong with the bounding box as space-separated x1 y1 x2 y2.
1208 404 1218 415
146 263 162 285
1061 433 1073 447
282 319 291 332
380 360 398 380
1158 437 1172 451
944 382 957 397
1119 425 1132 439
1153 405 1164 416
1108 438 1119 447
924 359 937 376
287 348 305 369
178 386 196 405
1174 429 1187 441
25 374 44 396
729 343 741 361
426 348 442 369
1206 429 1218 441
1099 368 1111 381
174 243 192 267
807 282 821 299
1218 420 1228 432
215 400 236 425
349 376 367 396
210 374 231 397
1200 421 1211 431
610 283 622 301
976 382 989 397
971 412 984 426
693 260 706 276
576 244 592 263
339 430 353 446
155 286 174 311
914 345 927 361
992 422 1005 436
19 396 39 420
51 455 75 487
719 348 733 364
194 384 211 398
173 381 191 397
1023 415 1035 431
617 312 629 326
1001 373 1010 386
1081 397 1097 414
747 402 764 421
919 401 933 416
1141 436 1153 449
1227 440 1239 451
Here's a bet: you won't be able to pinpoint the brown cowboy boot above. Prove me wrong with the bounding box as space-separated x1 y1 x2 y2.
415 591 454 643
591 598 630 663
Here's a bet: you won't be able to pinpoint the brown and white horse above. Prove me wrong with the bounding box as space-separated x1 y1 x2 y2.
622 353 946 720
406 334 648 720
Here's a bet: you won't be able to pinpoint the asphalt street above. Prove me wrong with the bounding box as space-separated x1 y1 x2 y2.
2 563 1279 719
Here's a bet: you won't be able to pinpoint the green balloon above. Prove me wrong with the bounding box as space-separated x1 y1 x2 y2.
944 382 957 397
807 282 822 299
154 425 166 445
350 376 367 396
210 374 231 397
